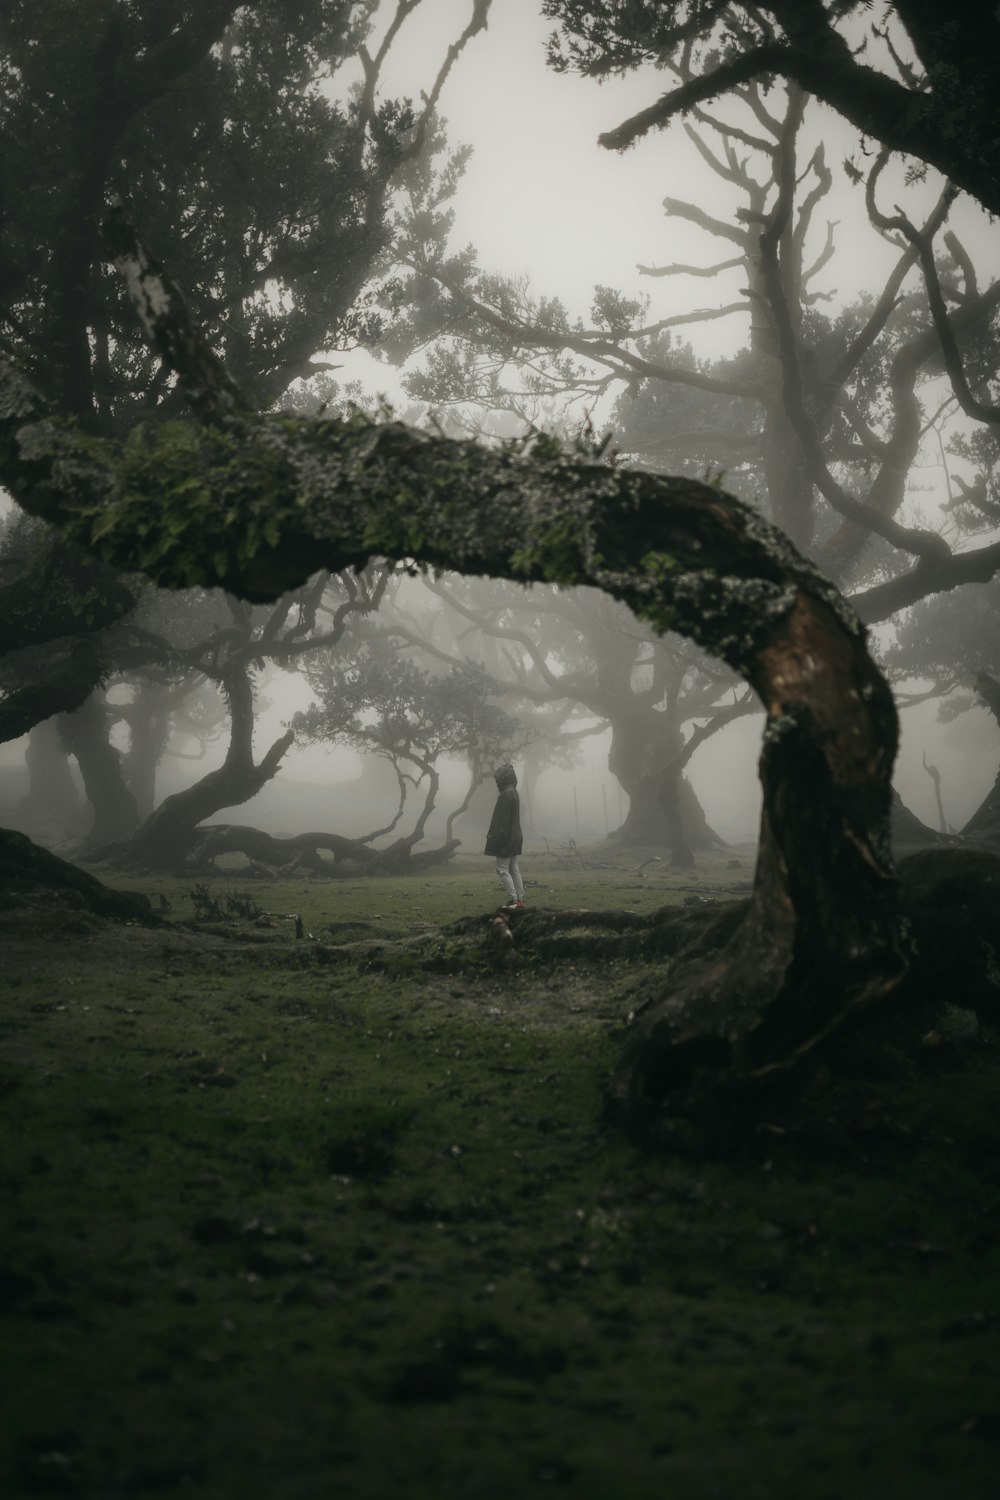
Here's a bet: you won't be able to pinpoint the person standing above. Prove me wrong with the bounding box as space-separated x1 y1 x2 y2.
485 763 524 908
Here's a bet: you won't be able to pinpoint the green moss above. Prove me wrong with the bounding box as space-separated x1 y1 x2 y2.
510 514 593 585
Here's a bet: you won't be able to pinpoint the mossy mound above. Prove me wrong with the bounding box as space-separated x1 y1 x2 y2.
0 827 155 924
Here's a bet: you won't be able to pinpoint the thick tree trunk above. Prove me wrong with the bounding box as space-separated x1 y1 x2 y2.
123 691 171 820
613 773 723 852
659 768 695 870
22 717 82 830
607 713 725 851
58 693 139 848
611 586 905 1128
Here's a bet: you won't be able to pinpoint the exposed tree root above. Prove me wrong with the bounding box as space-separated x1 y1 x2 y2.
94 821 461 877
189 823 461 877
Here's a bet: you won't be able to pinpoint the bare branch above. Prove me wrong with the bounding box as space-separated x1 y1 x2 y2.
800 218 837 290
792 142 833 274
735 76 784 137
825 168 951 389
670 690 759 778
356 0 420 133
662 197 749 249
405 258 765 403
599 44 790 152
871 20 923 91
637 255 743 280
682 121 754 188
852 539 1000 624
401 0 492 165
689 100 777 160
885 204 1000 427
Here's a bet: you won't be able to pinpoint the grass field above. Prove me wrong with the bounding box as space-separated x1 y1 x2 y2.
2 848 999 1499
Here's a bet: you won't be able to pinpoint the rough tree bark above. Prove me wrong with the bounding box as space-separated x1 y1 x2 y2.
183 823 459 877
0 230 911 1111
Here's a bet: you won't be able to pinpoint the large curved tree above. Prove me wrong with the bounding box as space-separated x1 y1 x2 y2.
11 2 1000 1119
0 227 907 1107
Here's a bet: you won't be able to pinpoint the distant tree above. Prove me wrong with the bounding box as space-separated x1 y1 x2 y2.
378 571 747 859
113 670 222 822
887 578 1000 839
294 652 522 864
0 514 394 862
99 564 399 870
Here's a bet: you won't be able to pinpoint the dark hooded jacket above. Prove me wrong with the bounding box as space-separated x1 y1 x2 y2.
484 764 522 857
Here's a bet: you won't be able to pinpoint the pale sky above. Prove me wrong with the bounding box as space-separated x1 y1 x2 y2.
338 0 761 393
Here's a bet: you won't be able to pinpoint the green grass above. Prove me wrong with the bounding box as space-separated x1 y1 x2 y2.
1 851 998 1498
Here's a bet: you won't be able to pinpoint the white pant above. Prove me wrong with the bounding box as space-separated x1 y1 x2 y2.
495 856 524 903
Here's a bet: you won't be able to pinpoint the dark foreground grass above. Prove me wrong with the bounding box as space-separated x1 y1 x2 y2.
1 853 999 1499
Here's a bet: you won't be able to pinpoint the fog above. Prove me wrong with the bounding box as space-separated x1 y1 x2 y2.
2 559 997 857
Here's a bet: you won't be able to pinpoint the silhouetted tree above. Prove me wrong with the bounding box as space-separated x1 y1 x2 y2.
545 3 1000 219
